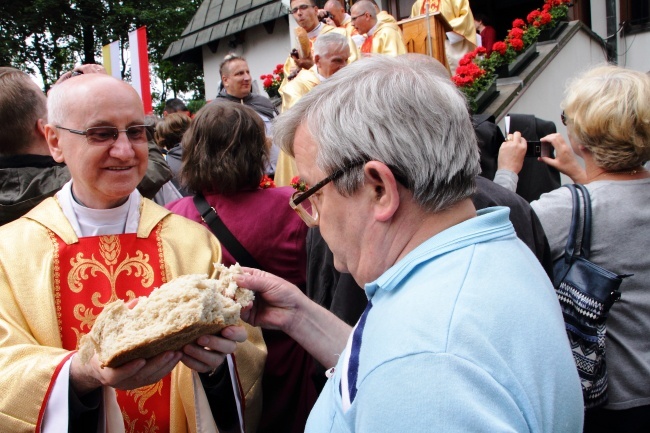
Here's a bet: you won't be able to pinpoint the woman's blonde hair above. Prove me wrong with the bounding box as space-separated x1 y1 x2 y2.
562 64 650 171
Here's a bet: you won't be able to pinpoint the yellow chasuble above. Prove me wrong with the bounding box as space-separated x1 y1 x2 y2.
409 0 476 73
409 0 477 44
280 24 358 96
275 67 321 186
361 20 407 56
0 197 266 433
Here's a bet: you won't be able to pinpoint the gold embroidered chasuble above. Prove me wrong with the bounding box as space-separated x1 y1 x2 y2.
275 67 321 187
360 21 407 56
409 0 477 45
0 197 266 432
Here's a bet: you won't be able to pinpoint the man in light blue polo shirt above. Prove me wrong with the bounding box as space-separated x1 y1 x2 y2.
237 54 584 432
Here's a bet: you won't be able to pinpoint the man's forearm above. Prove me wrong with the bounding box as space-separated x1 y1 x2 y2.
286 299 352 368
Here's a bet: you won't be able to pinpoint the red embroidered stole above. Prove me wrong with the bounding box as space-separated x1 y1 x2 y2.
420 0 441 15
361 34 374 54
52 225 171 433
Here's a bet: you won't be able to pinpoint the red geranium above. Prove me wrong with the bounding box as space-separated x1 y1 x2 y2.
492 41 508 55
290 176 309 192
259 174 276 189
527 10 541 24
513 18 526 28
508 27 525 39
509 38 524 51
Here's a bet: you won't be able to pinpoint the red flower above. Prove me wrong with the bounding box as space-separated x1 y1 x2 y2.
493 41 507 55
527 10 541 24
509 38 524 51
290 176 309 192
259 174 276 189
458 56 472 66
540 12 552 25
475 46 487 56
263 77 273 88
542 3 551 12
512 18 526 28
508 27 525 39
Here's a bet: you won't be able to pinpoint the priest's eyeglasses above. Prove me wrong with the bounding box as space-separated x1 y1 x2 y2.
290 4 311 14
55 125 149 146
290 161 365 227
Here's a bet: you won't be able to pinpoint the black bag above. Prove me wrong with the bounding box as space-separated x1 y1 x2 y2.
552 184 629 409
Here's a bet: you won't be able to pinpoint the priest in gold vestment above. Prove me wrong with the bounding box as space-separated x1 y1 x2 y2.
0 73 265 432
351 0 406 56
281 0 358 95
275 33 351 187
410 0 477 73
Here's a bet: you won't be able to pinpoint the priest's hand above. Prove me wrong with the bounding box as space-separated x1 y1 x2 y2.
70 350 183 395
180 326 248 374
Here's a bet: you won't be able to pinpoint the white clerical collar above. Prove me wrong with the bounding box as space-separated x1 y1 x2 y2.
316 70 327 82
308 22 323 39
367 22 378 36
343 13 351 23
56 180 142 238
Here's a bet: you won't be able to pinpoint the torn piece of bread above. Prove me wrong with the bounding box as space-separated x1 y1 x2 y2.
79 264 253 368
295 26 311 59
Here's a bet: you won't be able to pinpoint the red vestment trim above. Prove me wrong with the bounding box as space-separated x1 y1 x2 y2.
361 35 373 54
420 0 441 15
53 224 171 432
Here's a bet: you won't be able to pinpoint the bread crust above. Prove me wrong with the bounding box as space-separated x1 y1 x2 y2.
103 321 230 368
79 265 252 368
295 27 311 59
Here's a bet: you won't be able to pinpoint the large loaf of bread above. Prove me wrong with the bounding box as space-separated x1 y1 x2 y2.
79 264 253 368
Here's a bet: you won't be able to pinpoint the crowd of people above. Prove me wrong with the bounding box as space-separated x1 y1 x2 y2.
1 1 649 433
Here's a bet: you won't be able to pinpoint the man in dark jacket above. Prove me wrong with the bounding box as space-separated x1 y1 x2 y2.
215 54 279 176
0 66 172 226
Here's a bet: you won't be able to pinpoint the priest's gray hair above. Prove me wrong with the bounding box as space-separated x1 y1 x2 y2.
313 33 350 58
273 54 480 213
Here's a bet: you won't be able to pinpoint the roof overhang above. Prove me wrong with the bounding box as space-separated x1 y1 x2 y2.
163 0 289 63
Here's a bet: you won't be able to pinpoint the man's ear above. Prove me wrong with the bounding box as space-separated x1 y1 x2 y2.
362 161 400 222
314 54 321 67
44 123 65 162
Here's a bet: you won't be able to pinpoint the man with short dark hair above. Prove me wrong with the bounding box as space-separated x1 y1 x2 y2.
216 54 279 176
162 97 191 117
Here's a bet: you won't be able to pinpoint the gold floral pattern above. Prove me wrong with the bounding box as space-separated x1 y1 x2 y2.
68 236 155 307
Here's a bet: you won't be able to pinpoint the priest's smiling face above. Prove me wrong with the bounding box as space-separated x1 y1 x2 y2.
45 75 148 209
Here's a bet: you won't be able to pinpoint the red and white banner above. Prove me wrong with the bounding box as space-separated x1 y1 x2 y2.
128 26 153 114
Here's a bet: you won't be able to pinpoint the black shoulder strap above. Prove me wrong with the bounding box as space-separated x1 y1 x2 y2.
193 193 262 269
575 183 592 258
563 184 580 263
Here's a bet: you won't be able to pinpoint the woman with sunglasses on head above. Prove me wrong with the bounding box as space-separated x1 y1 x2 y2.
165 100 317 433
495 64 650 433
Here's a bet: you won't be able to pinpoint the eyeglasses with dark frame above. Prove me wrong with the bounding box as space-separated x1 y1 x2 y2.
290 161 365 227
290 4 312 14
55 125 149 146
350 12 367 22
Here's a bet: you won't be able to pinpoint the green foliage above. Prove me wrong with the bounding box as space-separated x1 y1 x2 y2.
0 0 203 103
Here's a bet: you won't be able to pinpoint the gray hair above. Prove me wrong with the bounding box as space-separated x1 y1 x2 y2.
273 55 480 213
313 33 350 57
352 0 377 19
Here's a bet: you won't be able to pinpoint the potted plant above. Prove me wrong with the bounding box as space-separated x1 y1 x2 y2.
487 19 539 78
452 47 498 113
260 63 284 106
528 0 571 42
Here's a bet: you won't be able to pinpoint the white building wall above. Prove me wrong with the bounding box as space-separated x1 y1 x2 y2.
202 17 292 100
589 0 650 73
